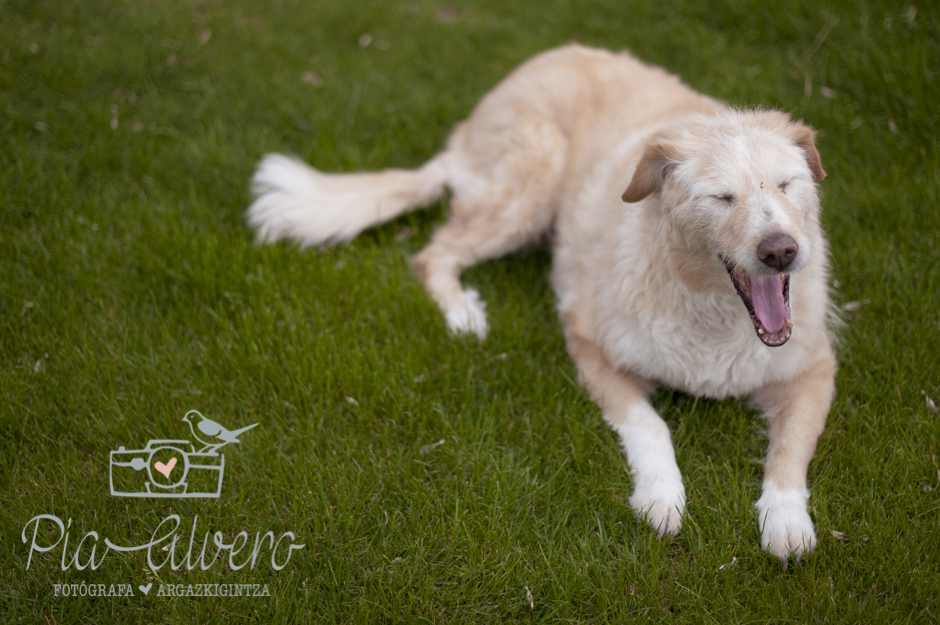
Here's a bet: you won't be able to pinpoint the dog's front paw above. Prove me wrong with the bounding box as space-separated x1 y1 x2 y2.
445 288 489 339
755 485 817 560
629 475 686 537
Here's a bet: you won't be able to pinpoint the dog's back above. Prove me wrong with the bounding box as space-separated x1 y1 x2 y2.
247 45 720 251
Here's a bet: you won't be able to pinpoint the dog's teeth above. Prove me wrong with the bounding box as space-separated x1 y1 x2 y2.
758 327 766 335
784 320 793 330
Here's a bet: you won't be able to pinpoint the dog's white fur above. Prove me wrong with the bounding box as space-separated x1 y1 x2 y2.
247 45 837 561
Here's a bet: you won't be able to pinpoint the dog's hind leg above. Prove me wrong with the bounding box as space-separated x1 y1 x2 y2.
564 328 686 537
411 197 550 338
411 124 566 339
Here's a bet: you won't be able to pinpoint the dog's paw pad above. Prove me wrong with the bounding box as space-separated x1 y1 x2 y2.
756 486 817 560
445 289 488 339
629 478 685 537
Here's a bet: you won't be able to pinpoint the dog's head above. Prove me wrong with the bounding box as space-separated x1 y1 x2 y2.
622 111 826 347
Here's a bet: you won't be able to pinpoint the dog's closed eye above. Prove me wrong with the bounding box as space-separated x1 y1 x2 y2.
778 180 791 194
710 193 736 205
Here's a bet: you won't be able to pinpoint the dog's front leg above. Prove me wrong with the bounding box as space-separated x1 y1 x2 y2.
751 347 836 561
566 330 685 536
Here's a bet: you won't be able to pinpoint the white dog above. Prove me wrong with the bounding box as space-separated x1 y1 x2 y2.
246 44 837 561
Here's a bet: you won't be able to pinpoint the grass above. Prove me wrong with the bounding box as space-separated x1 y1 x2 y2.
2 0 939 622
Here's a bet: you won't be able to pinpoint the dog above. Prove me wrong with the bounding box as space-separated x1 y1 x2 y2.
246 44 837 561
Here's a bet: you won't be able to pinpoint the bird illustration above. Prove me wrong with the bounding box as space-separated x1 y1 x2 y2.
181 410 258 453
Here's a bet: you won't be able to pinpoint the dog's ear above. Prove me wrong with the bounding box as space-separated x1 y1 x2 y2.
621 140 685 203
789 123 826 182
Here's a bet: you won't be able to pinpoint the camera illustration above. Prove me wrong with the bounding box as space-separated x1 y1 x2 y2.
110 440 225 498
109 411 257 499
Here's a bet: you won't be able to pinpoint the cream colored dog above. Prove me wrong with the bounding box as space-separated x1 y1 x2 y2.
247 44 837 561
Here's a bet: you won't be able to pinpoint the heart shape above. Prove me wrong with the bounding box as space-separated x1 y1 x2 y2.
154 457 178 479
139 583 152 595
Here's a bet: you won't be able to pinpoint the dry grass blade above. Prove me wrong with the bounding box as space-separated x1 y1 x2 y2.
791 16 840 76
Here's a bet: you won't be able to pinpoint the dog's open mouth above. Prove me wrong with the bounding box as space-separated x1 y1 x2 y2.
722 258 792 347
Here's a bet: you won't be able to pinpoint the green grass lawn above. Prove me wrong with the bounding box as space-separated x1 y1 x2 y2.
2 0 939 622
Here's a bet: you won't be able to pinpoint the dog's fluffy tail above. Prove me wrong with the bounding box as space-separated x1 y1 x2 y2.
246 153 449 247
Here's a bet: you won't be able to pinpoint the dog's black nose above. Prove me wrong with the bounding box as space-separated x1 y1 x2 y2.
757 233 799 271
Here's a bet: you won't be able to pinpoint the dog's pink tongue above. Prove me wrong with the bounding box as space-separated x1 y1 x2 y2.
749 273 786 333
